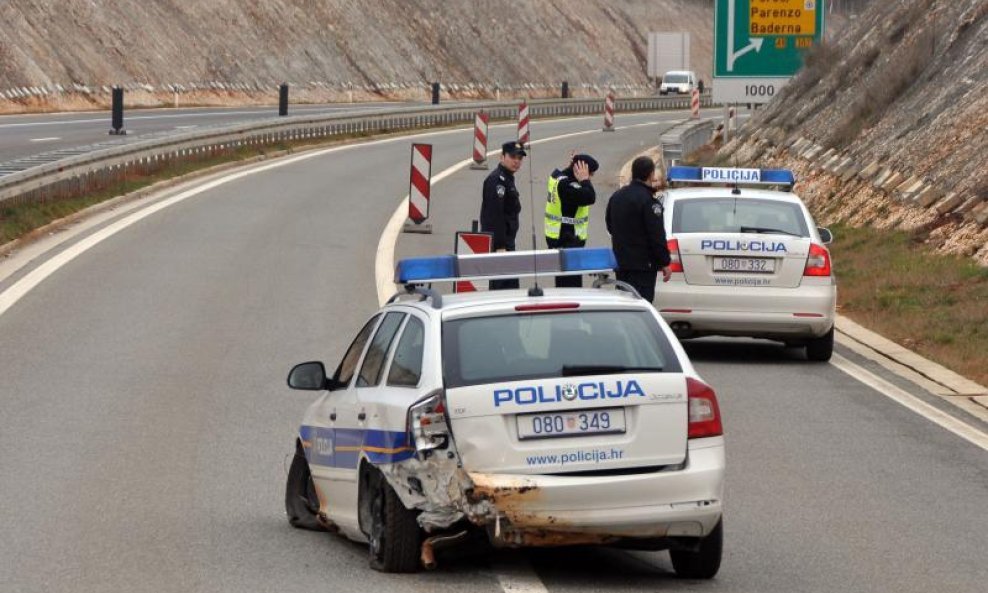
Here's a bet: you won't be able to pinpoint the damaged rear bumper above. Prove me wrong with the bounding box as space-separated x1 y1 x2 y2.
379 438 724 547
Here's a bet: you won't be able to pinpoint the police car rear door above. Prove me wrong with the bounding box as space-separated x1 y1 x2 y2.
669 193 812 288
440 306 689 474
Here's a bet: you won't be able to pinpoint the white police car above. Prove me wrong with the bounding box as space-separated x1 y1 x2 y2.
655 166 836 361
285 248 725 578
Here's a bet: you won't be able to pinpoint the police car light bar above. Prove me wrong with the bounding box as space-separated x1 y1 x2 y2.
395 247 617 284
667 166 795 187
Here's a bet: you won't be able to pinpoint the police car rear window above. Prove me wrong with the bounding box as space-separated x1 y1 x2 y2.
442 310 681 388
672 197 809 236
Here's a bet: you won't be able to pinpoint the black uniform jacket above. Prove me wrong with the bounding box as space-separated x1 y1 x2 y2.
480 164 521 250
605 180 671 271
548 167 596 246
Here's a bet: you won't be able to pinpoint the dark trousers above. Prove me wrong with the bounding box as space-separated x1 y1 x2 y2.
546 236 584 288
616 269 658 302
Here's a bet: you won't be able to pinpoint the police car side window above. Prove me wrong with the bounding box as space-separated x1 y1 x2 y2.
386 316 425 387
334 314 381 388
356 312 406 388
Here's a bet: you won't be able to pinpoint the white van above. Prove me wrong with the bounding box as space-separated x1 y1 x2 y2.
660 70 698 95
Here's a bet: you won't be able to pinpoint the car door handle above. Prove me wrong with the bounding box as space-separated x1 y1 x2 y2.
329 412 337 421
357 412 366 421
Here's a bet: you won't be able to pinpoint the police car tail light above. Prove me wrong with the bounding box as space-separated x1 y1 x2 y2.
803 243 832 277
408 390 449 453
667 239 683 273
686 377 723 439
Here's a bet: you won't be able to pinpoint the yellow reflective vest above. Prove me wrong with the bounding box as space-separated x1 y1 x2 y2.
544 174 590 241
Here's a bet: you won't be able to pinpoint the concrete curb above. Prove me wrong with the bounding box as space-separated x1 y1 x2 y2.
835 315 988 422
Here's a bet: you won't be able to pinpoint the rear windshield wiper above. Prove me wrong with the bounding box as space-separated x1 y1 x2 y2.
562 365 664 377
739 226 802 237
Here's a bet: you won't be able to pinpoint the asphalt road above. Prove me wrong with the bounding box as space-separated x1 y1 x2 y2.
0 101 409 165
0 110 985 593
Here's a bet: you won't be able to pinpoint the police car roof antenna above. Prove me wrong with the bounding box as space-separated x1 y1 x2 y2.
526 139 544 297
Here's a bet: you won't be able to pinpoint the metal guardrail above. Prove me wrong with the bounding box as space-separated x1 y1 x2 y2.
659 118 715 170
0 95 712 209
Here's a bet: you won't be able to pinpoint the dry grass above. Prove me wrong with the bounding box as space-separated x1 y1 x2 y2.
0 143 289 245
830 224 988 386
0 128 391 247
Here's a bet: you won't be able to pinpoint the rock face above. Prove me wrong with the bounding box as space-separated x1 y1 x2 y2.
721 0 988 263
0 0 716 109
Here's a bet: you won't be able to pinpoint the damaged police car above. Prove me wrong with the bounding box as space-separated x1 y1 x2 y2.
285 248 725 578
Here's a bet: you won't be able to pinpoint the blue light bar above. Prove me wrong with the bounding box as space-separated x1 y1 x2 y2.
759 169 796 185
560 247 617 273
395 255 457 284
666 165 703 183
667 166 795 187
394 248 616 285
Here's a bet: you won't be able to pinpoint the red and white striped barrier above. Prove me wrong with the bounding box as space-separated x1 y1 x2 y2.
470 111 489 170
403 143 433 233
603 90 615 132
453 231 493 293
517 100 530 146
691 89 700 119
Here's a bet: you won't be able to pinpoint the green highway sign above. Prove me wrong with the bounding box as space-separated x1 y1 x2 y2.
713 0 826 103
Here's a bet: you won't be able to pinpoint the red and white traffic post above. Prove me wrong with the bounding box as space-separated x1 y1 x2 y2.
691 88 700 119
602 90 616 132
470 111 489 170
402 143 433 234
517 100 530 146
453 230 493 293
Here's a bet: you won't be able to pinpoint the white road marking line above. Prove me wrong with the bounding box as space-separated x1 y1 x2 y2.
492 557 549 593
29 137 61 142
0 126 471 320
375 118 671 305
0 105 398 129
1 112 670 319
831 354 988 452
174 125 198 130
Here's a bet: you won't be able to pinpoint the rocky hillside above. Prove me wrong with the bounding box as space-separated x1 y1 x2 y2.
721 0 987 263
0 0 715 111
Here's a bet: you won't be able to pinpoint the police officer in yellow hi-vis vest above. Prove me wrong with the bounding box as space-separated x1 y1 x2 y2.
545 153 598 287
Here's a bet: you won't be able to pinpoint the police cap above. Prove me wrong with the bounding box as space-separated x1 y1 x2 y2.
572 154 599 174
501 141 527 156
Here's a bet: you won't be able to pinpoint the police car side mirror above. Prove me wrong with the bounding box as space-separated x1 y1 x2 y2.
288 361 329 391
818 227 834 245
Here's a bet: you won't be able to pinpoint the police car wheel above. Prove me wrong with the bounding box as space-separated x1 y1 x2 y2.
285 445 326 531
806 327 835 362
367 471 421 572
670 519 723 579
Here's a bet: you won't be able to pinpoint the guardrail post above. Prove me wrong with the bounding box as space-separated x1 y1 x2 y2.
109 87 126 135
279 84 289 116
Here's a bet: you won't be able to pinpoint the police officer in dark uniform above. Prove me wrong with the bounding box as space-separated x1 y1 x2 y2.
481 141 526 290
545 154 598 287
605 156 672 302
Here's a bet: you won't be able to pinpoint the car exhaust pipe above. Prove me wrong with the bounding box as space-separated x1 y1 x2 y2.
420 530 469 570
